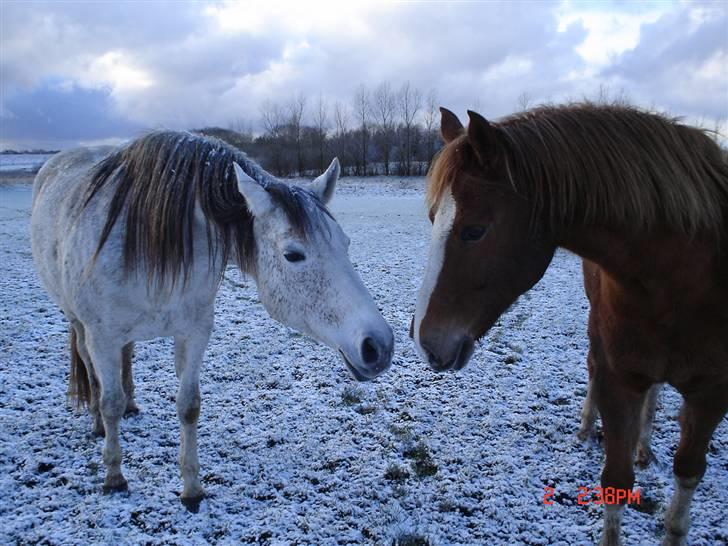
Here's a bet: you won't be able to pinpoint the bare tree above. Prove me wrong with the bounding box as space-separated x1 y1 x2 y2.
312 93 329 172
333 100 351 174
260 99 284 138
422 88 439 170
353 84 371 176
288 92 307 175
373 81 396 175
260 99 287 176
398 80 422 176
517 91 533 112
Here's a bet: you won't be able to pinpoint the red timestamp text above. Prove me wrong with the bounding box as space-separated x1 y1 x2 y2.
543 486 641 505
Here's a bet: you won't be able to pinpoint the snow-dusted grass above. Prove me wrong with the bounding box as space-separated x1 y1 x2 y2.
0 177 725 545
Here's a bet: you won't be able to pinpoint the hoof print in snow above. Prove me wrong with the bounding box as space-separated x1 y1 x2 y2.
181 494 205 513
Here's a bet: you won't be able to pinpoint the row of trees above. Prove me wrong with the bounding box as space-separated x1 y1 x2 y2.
200 81 443 178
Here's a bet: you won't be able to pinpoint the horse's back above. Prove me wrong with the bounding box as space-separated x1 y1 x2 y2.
32 146 114 208
31 145 117 314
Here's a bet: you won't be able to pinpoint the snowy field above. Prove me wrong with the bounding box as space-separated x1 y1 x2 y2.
0 177 726 545
0 153 56 173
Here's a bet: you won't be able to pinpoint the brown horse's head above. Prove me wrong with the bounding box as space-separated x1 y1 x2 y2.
413 108 555 372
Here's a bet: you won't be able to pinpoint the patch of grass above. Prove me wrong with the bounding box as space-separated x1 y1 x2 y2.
403 442 438 478
631 493 660 515
411 458 438 477
355 404 377 415
437 500 456 512
384 463 410 482
393 533 431 546
389 424 413 441
403 442 430 461
341 387 362 406
320 458 342 472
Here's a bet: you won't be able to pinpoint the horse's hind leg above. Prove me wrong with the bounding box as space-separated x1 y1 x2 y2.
174 322 212 511
71 321 105 437
593 364 648 546
663 384 728 546
122 342 139 416
577 348 598 441
635 383 661 467
85 332 128 492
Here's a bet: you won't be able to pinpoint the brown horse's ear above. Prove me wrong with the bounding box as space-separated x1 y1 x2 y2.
440 107 464 143
467 110 501 165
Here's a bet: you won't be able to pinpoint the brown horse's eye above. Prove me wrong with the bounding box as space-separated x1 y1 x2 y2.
461 225 487 242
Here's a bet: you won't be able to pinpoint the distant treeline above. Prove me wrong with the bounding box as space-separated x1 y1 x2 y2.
198 81 445 178
1 149 60 155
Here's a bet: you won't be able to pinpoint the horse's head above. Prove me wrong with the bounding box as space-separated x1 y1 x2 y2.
413 108 555 372
234 159 393 381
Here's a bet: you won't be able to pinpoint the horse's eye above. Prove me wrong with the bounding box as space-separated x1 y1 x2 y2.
461 225 487 242
284 251 305 263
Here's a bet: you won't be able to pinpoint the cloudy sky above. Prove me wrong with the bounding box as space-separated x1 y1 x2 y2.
1 0 726 150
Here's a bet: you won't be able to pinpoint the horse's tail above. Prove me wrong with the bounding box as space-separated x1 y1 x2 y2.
68 327 91 408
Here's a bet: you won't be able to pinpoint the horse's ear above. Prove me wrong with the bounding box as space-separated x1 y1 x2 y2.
310 157 340 204
233 162 273 217
467 110 501 165
440 107 464 143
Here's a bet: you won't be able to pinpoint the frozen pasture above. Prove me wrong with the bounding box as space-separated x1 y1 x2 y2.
0 177 726 545
0 154 56 174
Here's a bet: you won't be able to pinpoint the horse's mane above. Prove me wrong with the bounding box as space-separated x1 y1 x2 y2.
428 102 728 239
84 130 331 284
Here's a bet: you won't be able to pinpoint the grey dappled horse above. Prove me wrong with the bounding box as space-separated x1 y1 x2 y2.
30 131 393 509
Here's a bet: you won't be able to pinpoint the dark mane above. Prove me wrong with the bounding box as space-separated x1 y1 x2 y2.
429 102 728 239
84 130 331 284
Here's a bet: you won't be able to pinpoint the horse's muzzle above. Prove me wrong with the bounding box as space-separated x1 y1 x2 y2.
339 328 394 381
420 334 474 372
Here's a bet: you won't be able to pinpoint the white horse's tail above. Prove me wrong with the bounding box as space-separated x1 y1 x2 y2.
68 327 91 408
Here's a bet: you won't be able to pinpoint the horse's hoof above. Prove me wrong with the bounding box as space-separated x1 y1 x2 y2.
124 404 140 417
576 428 593 442
102 476 128 493
662 534 687 546
181 494 205 513
635 445 654 468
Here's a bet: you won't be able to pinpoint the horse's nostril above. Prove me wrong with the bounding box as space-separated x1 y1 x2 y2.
420 342 439 367
361 337 379 365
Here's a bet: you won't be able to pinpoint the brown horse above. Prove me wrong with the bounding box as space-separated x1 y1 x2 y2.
412 103 728 546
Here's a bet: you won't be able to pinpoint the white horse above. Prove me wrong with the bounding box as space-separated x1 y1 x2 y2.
30 131 393 509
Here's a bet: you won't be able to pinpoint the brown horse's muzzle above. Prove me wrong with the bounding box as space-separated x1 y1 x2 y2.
418 327 475 372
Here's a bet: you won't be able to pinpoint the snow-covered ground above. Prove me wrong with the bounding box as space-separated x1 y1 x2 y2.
1 177 725 545
0 153 56 173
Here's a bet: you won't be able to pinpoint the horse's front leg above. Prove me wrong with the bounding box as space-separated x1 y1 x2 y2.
593 362 648 546
174 321 212 511
663 384 728 546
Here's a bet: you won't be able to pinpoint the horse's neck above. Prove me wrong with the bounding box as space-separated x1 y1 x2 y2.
558 227 722 311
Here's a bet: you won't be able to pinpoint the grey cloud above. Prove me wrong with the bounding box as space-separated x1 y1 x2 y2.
0 1 725 148
603 4 727 121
